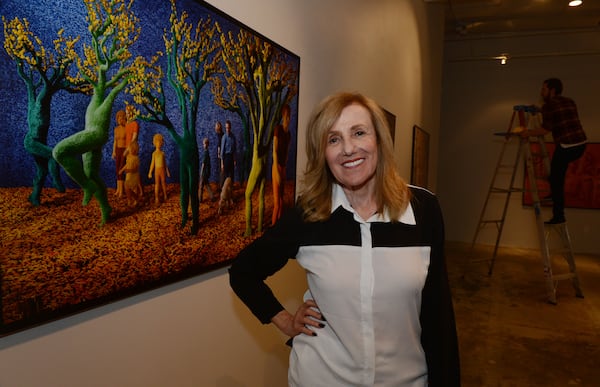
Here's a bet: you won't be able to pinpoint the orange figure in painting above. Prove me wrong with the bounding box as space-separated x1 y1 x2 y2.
111 110 127 197
271 104 291 226
119 140 143 206
124 104 139 155
148 133 171 204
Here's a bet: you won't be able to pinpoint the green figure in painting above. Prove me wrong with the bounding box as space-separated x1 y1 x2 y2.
2 17 90 206
126 0 221 235
52 0 142 225
216 28 298 236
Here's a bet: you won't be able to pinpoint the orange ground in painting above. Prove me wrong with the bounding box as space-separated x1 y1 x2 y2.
0 181 295 332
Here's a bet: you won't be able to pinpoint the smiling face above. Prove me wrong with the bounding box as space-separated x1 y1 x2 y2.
325 103 378 193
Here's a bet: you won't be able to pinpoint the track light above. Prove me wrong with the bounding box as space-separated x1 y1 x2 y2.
494 54 509 65
569 0 582 7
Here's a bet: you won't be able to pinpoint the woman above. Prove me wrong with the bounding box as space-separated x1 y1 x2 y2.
229 92 460 386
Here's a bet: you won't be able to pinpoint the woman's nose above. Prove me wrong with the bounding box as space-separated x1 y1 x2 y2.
342 138 355 156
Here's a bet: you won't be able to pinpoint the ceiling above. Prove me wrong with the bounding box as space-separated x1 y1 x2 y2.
433 0 600 39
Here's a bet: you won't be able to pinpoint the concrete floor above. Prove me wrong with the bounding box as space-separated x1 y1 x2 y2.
446 242 600 387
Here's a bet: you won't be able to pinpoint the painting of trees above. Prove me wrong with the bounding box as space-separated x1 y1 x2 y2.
2 16 90 206
0 0 299 336
126 0 221 235
215 28 298 236
52 0 142 225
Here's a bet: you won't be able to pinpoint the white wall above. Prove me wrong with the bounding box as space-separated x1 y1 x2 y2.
438 30 600 254
0 1 445 386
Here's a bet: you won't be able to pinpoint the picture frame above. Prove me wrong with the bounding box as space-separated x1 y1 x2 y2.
411 125 430 188
382 107 396 144
0 0 300 336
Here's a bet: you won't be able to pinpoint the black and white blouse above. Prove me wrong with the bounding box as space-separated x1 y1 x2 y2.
229 184 460 387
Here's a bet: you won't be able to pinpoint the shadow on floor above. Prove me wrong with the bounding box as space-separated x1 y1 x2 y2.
447 242 600 387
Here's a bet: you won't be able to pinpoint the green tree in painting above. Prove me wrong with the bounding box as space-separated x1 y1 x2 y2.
126 0 221 235
215 27 298 236
2 17 90 206
52 0 142 225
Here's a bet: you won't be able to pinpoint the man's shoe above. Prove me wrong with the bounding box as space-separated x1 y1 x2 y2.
544 217 566 225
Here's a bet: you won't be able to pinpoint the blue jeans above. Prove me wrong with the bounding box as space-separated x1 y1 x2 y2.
550 143 586 220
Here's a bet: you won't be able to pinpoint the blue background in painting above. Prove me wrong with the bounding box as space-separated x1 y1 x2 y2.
0 0 298 189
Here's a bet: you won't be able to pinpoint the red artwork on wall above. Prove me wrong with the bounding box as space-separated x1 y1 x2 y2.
523 142 600 209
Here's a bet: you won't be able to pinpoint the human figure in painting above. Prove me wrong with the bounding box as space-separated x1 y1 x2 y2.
229 92 460 387
119 139 143 206
112 110 127 197
218 176 233 215
148 133 171 204
124 104 139 156
220 120 236 184
199 137 215 203
214 121 224 190
271 104 292 226
521 78 587 224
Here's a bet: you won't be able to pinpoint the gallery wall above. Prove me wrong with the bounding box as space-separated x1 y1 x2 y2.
438 29 600 254
0 1 445 386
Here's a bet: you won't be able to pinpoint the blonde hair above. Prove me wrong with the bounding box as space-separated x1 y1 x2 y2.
297 92 410 222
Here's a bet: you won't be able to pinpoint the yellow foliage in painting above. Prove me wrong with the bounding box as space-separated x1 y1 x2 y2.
3 16 83 85
126 0 221 121
77 0 141 85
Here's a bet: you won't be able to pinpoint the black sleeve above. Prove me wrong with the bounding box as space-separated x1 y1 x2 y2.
228 207 303 324
416 190 461 386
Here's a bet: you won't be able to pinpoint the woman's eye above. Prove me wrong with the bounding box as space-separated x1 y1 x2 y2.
354 129 366 137
328 136 339 145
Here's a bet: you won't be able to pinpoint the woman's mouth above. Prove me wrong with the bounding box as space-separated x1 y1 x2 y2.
342 158 364 168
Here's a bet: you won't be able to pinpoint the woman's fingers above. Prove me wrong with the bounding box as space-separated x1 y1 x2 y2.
294 300 326 336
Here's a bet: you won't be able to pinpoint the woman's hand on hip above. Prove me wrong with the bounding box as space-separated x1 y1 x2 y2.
271 299 326 338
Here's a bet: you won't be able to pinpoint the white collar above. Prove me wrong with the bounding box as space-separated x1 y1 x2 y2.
331 183 416 225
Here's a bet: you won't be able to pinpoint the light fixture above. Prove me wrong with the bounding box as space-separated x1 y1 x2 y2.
493 54 509 65
569 0 582 7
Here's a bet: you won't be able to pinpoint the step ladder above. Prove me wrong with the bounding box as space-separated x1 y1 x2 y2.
466 105 584 304
541 223 584 304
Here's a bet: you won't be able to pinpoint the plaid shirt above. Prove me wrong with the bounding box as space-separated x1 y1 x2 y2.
542 95 587 145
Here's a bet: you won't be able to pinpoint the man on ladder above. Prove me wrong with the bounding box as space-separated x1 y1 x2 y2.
520 78 588 224
467 83 585 303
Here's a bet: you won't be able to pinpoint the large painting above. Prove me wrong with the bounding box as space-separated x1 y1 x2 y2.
0 0 300 336
523 142 600 209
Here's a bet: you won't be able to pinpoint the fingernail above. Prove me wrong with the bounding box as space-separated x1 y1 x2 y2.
312 332 317 337
321 315 327 322
318 323 325 328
